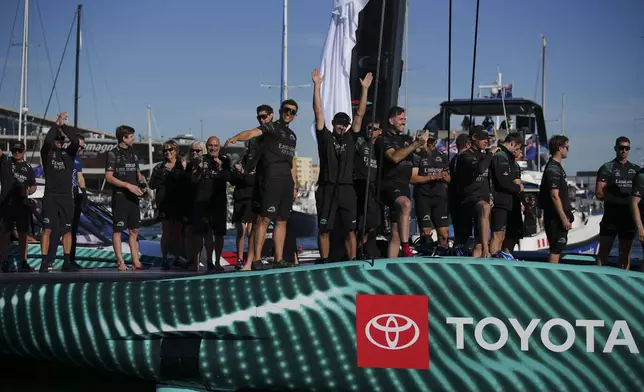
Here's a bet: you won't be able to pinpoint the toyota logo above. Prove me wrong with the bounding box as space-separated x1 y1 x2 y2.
365 313 420 350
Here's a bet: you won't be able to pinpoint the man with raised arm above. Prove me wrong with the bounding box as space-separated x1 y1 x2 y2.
39 112 80 272
538 135 572 264
104 125 146 271
312 69 371 263
377 107 429 258
225 100 299 270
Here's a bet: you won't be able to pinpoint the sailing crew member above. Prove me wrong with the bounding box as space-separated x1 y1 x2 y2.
104 125 145 271
489 132 523 254
457 125 496 257
312 69 371 262
40 112 80 272
236 105 272 271
448 133 472 248
522 194 541 237
378 106 429 258
412 129 450 247
186 136 231 272
595 136 640 270
150 140 186 270
502 146 526 253
538 135 572 264
629 165 644 272
69 134 86 264
0 142 37 272
225 100 299 269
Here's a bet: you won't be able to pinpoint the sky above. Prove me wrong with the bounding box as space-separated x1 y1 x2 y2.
1 0 643 175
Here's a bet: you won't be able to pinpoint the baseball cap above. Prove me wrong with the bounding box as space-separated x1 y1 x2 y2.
426 129 439 140
470 125 488 139
332 112 351 125
10 141 25 151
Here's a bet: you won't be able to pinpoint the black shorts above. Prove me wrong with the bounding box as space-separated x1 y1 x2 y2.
491 207 510 232
233 199 254 224
112 192 141 232
43 193 74 233
0 204 31 233
414 194 449 229
251 182 262 215
600 206 635 240
316 184 357 233
380 182 411 224
461 197 490 242
354 179 380 231
158 202 183 222
259 177 294 220
544 214 568 254
450 197 471 244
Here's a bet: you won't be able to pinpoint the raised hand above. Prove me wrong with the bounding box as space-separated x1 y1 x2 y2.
312 69 324 85
360 72 373 89
224 136 237 147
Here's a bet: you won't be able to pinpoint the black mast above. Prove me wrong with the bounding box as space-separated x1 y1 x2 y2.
74 4 82 128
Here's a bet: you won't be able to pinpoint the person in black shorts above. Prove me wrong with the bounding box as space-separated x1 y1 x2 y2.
489 132 523 254
312 69 371 262
595 136 640 270
456 126 496 257
186 136 231 272
412 129 450 247
538 135 572 263
234 105 271 271
40 112 80 272
225 100 299 269
0 142 37 272
630 167 644 272
150 140 186 269
449 133 472 247
105 125 146 271
377 106 429 258
502 147 526 252
69 135 87 265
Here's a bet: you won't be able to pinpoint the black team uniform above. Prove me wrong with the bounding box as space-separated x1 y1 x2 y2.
596 159 640 242
186 153 231 271
0 144 36 272
106 145 142 233
41 124 79 272
378 129 415 225
631 168 644 256
449 152 469 246
315 124 356 246
413 148 449 234
539 158 573 254
490 144 521 233
353 127 381 255
502 155 525 252
232 141 259 226
522 197 541 237
456 145 493 246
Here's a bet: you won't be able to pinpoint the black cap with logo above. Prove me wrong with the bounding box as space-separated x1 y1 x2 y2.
10 141 25 152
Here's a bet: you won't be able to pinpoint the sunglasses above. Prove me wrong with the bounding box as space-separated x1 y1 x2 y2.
282 108 297 116
163 148 174 153
190 148 201 153
617 145 631 151
257 113 270 120
11 149 24 153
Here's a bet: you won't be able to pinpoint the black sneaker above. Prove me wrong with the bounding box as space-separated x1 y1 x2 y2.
2 261 13 273
161 259 170 270
272 259 293 268
235 258 243 271
61 261 79 272
251 260 270 271
39 261 51 273
212 264 225 273
17 261 34 272
314 258 328 265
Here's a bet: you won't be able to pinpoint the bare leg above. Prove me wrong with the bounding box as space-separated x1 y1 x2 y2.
477 201 491 257
112 232 127 270
129 229 141 268
396 197 412 244
253 216 271 261
41 228 51 262
318 232 330 259
345 231 356 260
388 222 401 258
273 220 287 261
548 252 561 263
618 237 634 270
437 227 449 247
236 223 246 261
490 231 505 255
595 235 615 266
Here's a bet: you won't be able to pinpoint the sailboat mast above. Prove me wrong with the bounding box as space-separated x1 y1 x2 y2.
147 105 153 180
281 0 288 102
538 35 546 171
561 93 566 135
18 0 29 141
74 4 82 128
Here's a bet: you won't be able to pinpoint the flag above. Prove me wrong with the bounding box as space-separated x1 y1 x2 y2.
312 0 370 139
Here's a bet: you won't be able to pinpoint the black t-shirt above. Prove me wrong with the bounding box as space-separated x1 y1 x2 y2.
523 203 540 227
379 129 415 185
539 158 571 215
316 126 354 185
258 120 297 178
491 145 522 210
596 159 640 208
150 161 185 211
456 148 493 203
631 167 644 213
413 148 448 198
352 129 378 182
106 146 140 196
231 143 257 201
41 125 79 195
0 158 36 206
448 154 461 202
188 155 232 205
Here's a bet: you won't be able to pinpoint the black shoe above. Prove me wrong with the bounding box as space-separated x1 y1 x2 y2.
2 261 13 273
235 258 243 271
161 260 170 270
17 261 34 272
314 258 328 265
39 262 51 273
272 259 293 268
251 260 270 271
69 260 83 270
61 261 79 272
212 264 225 273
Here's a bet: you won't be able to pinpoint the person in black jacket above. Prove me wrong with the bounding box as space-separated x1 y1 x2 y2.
490 132 523 254
456 126 496 257
150 140 185 269
503 146 526 252
0 142 37 272
40 112 80 272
